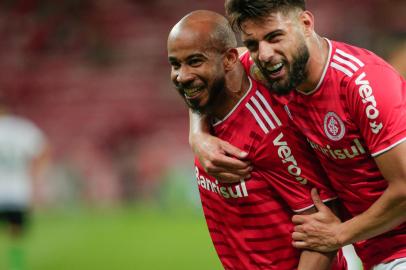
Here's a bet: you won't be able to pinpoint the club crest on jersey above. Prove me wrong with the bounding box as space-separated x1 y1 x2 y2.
324 112 345 141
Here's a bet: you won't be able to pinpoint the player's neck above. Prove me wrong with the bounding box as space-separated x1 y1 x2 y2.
296 35 329 93
212 65 250 120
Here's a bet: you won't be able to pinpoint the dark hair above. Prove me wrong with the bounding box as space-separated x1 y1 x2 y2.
225 0 306 32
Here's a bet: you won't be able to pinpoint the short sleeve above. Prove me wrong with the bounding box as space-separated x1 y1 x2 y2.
346 64 406 156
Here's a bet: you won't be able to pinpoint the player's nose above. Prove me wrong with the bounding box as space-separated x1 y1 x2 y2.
176 66 195 84
258 41 275 63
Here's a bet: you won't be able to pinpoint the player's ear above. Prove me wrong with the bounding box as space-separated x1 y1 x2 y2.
299 10 314 37
223 48 239 71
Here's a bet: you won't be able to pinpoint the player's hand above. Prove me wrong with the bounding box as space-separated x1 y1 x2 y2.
291 189 343 252
190 132 252 183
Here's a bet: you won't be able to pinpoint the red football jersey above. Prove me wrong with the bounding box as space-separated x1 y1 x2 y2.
195 75 341 269
239 40 406 269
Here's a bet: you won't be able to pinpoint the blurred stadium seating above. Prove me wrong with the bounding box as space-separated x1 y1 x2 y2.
0 0 404 205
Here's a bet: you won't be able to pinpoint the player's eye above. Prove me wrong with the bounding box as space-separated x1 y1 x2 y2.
265 33 283 43
170 61 181 70
244 41 258 52
188 58 203 67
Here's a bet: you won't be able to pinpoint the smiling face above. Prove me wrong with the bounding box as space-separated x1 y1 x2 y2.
241 11 310 95
168 29 226 114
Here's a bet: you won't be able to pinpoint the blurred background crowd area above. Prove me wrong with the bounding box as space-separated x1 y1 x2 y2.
0 0 405 207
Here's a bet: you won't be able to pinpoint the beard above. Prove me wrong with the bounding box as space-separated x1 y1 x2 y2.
258 42 310 96
178 75 226 115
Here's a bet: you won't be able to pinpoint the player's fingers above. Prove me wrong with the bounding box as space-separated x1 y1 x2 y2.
200 155 242 173
293 225 305 233
209 162 252 177
232 166 253 177
311 188 329 212
292 240 308 249
211 155 252 171
221 141 248 159
292 231 307 241
207 167 252 178
213 172 250 183
292 214 307 225
204 159 248 176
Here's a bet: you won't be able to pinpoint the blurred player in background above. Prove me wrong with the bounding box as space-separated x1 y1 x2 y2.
0 98 50 270
189 0 406 269
168 10 347 270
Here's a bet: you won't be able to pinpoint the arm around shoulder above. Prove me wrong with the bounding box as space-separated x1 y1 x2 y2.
296 204 340 270
188 109 252 183
337 142 406 245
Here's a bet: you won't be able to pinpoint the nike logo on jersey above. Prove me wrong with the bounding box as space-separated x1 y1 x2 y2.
273 132 308 185
355 72 383 134
195 166 249 199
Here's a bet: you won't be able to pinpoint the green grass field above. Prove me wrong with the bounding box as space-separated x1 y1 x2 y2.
0 206 223 270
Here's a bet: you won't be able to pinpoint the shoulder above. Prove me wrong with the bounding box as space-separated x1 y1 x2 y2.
1 115 32 128
331 41 395 76
3 115 45 144
13 116 43 135
328 41 401 91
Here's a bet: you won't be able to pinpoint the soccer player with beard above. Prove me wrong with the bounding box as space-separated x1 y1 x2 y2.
168 10 347 270
189 1 406 269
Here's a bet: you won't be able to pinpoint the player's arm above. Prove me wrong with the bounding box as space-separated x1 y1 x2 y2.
254 128 342 268
334 144 406 245
31 143 51 207
292 65 406 251
189 109 252 183
187 48 254 183
292 150 406 252
335 65 406 243
297 204 338 270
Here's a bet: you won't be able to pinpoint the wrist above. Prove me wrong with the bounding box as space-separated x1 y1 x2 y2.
188 133 196 148
189 131 203 151
335 222 349 247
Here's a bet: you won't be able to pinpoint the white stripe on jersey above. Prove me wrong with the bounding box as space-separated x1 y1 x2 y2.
335 49 365 67
250 96 276 130
371 136 406 157
331 62 354 77
293 197 338 213
332 54 359 72
246 103 269 134
331 49 366 77
255 91 282 127
246 91 282 134
284 105 293 121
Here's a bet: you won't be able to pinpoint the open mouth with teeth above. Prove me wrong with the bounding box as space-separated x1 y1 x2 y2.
269 63 283 73
183 87 204 98
266 62 284 76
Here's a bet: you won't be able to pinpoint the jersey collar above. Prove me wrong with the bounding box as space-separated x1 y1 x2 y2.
296 38 332 95
213 76 253 126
